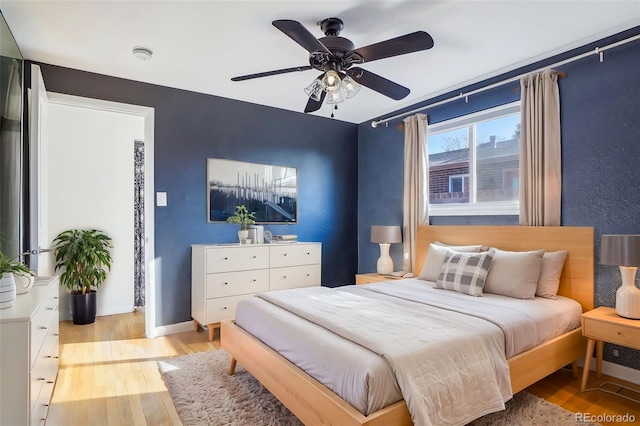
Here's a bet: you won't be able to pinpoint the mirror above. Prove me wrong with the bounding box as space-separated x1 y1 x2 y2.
0 11 24 258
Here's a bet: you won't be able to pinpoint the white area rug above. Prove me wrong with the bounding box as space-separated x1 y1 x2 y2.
158 349 595 426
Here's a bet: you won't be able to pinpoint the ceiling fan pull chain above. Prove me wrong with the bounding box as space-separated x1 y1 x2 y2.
330 104 338 118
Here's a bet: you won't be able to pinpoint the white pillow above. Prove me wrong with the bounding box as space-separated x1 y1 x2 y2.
536 250 568 299
484 248 544 299
418 242 483 282
435 251 494 297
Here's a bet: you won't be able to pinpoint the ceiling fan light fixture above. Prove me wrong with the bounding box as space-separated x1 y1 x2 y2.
322 70 341 93
341 76 361 99
304 78 323 101
325 88 344 105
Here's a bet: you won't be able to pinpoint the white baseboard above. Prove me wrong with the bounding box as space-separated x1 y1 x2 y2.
579 357 640 386
151 320 194 337
97 305 134 317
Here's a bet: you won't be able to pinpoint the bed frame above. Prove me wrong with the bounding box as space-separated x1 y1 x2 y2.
221 225 594 426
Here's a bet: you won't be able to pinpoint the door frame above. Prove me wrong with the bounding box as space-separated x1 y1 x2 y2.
46 92 157 338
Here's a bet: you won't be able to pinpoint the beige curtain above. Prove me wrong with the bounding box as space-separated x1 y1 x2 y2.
402 114 429 273
519 70 562 226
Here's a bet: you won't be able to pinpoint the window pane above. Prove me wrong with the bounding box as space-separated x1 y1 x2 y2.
475 114 520 202
428 128 469 205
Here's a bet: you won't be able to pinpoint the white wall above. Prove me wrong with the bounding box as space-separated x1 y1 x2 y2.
47 102 144 320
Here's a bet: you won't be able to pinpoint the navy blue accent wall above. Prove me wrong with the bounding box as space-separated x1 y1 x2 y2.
358 27 640 370
32 63 358 326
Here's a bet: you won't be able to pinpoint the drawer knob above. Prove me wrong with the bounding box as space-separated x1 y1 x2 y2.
307 252 310 255
224 257 228 260
47 307 54 310
306 274 310 277
284 253 287 256
46 355 52 359
38 377 46 381
47 380 54 384
44 404 49 407
253 255 257 259
41 326 48 330
224 282 228 285
252 279 256 282
283 276 287 279
223 307 227 310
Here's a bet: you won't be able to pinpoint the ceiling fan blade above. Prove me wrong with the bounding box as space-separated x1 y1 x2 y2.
231 65 313 82
347 67 410 100
349 31 434 63
304 90 326 113
273 20 331 54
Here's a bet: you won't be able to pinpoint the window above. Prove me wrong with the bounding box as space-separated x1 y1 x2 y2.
448 175 468 193
427 102 520 215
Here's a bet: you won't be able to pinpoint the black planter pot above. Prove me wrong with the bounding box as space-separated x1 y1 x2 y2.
72 291 97 325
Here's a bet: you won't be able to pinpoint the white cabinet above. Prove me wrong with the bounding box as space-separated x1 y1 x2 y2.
0 276 59 426
192 243 321 340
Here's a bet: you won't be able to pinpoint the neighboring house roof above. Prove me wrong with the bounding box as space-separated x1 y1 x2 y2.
429 138 519 168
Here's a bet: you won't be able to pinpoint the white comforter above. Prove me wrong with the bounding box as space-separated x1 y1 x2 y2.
258 284 512 426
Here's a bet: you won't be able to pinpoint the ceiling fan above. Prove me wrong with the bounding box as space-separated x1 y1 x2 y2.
231 18 434 115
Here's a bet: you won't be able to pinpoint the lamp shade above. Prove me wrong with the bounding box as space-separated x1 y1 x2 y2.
601 235 640 266
371 226 402 244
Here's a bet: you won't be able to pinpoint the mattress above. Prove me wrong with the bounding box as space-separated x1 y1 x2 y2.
234 278 582 417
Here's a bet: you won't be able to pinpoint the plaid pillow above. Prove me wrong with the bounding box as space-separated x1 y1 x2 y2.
435 251 494 296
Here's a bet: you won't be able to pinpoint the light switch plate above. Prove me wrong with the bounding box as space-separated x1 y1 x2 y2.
157 192 167 207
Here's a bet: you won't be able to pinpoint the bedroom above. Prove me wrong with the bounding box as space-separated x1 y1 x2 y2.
0 1 639 425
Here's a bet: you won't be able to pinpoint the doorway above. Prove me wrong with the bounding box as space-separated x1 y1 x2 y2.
45 93 156 337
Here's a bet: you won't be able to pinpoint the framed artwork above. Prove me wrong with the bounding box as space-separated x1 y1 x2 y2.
207 158 297 223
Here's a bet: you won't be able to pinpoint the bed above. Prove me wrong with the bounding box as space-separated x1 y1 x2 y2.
221 225 594 425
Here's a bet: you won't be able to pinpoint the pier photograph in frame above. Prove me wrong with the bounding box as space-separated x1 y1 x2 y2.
207 158 297 223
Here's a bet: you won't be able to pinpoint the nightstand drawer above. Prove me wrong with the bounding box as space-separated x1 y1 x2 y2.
584 319 640 349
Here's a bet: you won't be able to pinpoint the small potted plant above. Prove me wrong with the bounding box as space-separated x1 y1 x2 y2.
0 250 33 309
226 205 256 243
52 229 113 324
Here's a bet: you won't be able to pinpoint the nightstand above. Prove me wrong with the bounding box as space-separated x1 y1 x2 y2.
580 306 640 392
355 273 408 285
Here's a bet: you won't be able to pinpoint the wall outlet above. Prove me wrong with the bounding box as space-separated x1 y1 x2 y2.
613 349 619 357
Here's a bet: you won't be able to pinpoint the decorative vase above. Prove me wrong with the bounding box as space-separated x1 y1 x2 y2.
238 230 249 244
14 272 35 295
72 291 97 325
0 273 17 309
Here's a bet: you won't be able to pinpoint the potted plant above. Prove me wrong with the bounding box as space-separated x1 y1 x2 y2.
226 205 256 243
52 229 113 325
0 251 33 309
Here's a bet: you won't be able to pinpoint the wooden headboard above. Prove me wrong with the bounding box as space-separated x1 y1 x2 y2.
415 225 595 311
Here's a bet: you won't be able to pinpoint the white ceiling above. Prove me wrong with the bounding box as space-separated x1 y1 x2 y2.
2 1 639 124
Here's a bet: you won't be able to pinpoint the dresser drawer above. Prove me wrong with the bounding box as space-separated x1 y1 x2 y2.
270 264 321 291
206 246 269 273
270 244 321 268
584 318 640 349
205 269 269 298
31 378 54 426
206 294 256 323
30 288 59 368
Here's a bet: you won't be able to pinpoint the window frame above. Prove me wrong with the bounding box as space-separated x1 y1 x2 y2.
426 101 520 216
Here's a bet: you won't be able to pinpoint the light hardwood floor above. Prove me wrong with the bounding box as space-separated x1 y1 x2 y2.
48 312 640 426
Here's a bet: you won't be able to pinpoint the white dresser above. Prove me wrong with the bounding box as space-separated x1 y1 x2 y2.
192 242 321 340
0 276 59 426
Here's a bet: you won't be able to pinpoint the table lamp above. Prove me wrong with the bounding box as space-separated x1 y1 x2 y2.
370 226 402 274
601 234 640 319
